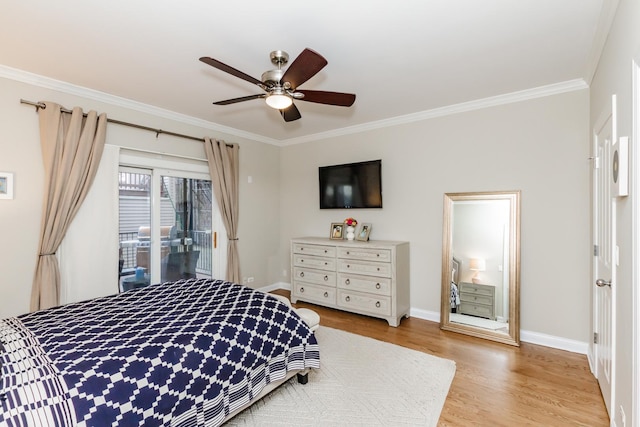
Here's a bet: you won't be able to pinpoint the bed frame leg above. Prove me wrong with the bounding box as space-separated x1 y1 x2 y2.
296 373 308 384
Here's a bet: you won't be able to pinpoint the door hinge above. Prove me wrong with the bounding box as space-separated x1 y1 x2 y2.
594 245 599 256
594 332 598 344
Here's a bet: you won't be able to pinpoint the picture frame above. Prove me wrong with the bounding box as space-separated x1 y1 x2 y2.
0 172 14 200
356 223 372 241
330 222 344 240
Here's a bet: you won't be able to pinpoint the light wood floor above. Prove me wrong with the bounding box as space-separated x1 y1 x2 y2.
273 290 609 426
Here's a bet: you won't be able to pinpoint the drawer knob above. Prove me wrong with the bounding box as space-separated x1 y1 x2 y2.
377 267 380 271
375 301 381 308
345 279 350 285
376 283 381 289
324 249 327 253
345 296 350 302
324 262 328 265
347 264 350 268
301 248 304 251
299 272 304 278
346 251 350 255
300 287 305 293
377 254 380 257
324 275 329 281
324 292 329 298
301 259 304 262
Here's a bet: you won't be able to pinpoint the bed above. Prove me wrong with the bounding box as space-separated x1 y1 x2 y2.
450 256 461 312
0 279 320 426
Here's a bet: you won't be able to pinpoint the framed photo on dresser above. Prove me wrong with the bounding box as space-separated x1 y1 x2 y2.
356 223 372 241
330 223 344 239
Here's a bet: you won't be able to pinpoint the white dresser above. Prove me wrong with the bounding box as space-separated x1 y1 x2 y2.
458 282 495 320
290 237 410 327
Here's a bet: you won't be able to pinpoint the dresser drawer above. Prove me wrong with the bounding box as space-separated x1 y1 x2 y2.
293 254 336 271
337 290 391 316
293 267 336 286
337 247 391 262
293 243 336 258
337 259 391 278
337 273 391 296
459 282 495 297
293 282 336 305
459 302 494 319
459 293 493 306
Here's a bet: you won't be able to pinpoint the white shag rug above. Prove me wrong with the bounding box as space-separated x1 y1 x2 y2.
225 326 456 426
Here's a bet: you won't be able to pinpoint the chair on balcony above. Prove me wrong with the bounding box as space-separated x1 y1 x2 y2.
136 226 173 270
161 250 200 282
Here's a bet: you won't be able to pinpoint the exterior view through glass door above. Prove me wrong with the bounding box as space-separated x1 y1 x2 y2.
118 167 215 292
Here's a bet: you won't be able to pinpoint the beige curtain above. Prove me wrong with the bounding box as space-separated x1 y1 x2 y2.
204 138 241 283
30 102 107 311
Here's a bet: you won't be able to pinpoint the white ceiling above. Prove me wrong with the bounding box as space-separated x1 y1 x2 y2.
0 1 609 143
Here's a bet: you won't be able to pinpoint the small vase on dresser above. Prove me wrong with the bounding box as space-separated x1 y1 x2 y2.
346 226 355 240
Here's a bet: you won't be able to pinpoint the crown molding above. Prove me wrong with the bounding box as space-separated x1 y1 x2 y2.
0 64 281 146
584 0 619 84
280 79 589 145
2 64 588 147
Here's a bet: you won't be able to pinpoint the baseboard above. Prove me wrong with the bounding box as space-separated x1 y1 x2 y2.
258 282 291 293
411 307 588 354
265 284 588 355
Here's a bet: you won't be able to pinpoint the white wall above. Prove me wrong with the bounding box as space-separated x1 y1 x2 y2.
589 0 640 425
0 75 281 318
279 89 591 343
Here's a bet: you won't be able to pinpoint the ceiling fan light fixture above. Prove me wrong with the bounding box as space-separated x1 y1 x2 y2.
265 92 292 109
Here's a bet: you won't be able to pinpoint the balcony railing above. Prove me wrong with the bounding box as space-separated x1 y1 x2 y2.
119 230 212 277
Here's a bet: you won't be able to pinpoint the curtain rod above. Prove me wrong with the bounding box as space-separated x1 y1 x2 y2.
20 99 237 148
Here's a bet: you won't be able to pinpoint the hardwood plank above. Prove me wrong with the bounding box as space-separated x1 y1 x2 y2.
272 290 609 426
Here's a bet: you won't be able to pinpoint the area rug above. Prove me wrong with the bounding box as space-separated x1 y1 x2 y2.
226 326 456 426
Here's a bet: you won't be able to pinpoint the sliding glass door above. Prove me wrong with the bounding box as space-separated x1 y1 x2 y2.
118 163 220 292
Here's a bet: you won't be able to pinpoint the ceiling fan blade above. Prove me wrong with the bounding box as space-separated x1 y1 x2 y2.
213 94 266 105
199 56 263 87
296 90 356 107
280 103 302 122
281 48 327 89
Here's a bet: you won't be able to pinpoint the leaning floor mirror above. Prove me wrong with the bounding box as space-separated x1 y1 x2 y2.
440 191 521 346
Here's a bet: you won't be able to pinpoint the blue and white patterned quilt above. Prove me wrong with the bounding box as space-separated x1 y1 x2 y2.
0 279 320 426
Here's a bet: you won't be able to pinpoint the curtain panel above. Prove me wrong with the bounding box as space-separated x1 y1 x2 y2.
204 138 241 283
30 102 107 311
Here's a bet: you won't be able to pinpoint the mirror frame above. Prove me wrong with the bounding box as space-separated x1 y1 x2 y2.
440 191 521 346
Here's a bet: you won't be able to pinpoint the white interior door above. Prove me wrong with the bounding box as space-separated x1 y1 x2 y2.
592 95 617 416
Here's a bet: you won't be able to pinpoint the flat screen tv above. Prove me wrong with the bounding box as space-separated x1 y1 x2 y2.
319 160 382 209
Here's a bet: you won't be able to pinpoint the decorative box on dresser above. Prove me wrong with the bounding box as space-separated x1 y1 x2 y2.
290 237 410 327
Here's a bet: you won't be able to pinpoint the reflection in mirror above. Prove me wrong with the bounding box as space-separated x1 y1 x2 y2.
440 191 520 346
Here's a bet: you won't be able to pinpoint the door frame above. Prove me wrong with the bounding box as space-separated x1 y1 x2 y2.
119 149 227 282
590 94 617 416
632 55 640 427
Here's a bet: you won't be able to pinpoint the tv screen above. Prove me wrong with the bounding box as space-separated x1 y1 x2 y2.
319 160 382 209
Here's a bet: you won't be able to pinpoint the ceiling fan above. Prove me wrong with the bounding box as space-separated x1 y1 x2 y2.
199 48 356 122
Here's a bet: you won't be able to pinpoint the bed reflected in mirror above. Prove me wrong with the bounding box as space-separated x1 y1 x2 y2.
440 191 521 346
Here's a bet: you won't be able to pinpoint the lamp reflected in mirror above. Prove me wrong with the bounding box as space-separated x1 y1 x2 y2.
469 257 486 284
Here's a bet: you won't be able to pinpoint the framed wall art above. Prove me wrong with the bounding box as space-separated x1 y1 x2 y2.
0 172 14 199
